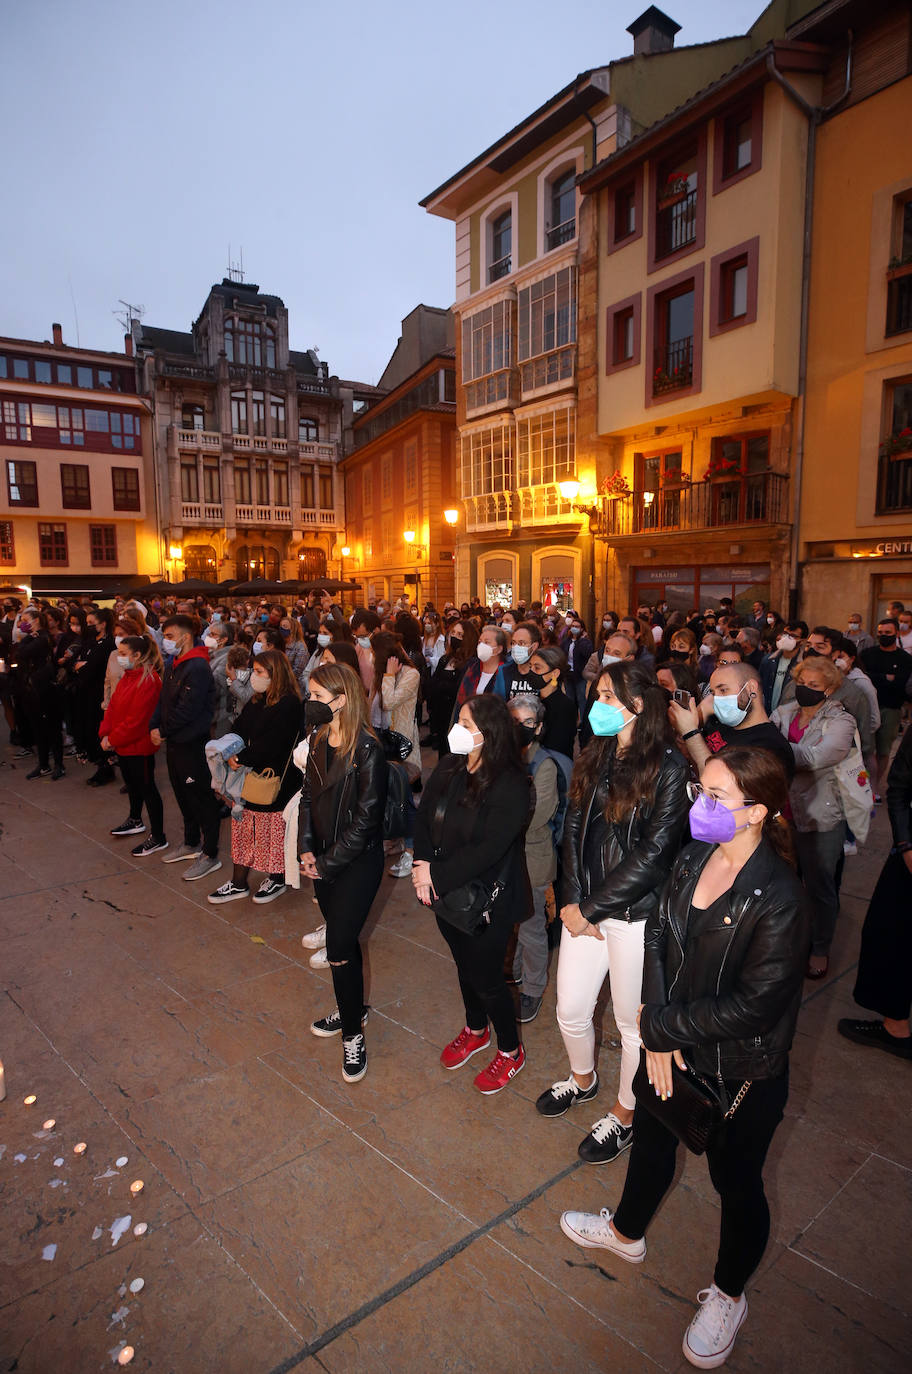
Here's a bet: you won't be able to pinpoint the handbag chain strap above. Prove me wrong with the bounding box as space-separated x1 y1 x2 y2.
724 1080 751 1119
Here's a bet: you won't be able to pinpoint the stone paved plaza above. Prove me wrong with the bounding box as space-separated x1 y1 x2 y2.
0 745 909 1373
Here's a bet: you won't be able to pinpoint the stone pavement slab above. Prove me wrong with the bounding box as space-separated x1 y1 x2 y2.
1 749 909 1372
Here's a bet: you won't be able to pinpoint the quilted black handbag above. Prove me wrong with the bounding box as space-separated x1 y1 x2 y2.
376 727 413 762
632 1050 750 1156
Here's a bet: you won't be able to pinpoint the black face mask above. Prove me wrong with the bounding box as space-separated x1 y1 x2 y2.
669 649 690 661
877 633 896 648
795 684 827 708
304 700 335 730
85 624 98 638
524 672 546 692
803 647 822 658
515 721 538 747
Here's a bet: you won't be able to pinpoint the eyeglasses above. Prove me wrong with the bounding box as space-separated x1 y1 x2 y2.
686 781 756 810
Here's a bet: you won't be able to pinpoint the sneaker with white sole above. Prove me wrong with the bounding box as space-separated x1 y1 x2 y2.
578 1112 634 1164
682 1285 748 1368
110 817 146 837
163 843 202 864
536 1072 599 1118
132 835 168 857
182 854 222 882
252 877 286 904
311 1006 370 1038
301 923 327 950
559 1207 646 1264
309 946 330 969
208 881 250 904
342 1033 367 1082
389 850 413 878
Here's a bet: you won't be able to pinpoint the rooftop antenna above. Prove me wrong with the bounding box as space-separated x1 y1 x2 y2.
67 275 81 347
227 243 245 283
114 299 145 334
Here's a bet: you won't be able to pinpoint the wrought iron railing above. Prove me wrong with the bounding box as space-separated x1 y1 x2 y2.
653 337 693 396
877 452 912 512
595 471 790 537
886 273 912 336
489 255 511 282
546 218 576 251
656 189 697 258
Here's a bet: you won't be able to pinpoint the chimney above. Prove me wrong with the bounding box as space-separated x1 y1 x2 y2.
124 333 134 357
52 322 63 346
627 7 681 55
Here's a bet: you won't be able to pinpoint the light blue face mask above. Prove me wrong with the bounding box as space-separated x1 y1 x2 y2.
589 699 633 737
713 686 751 726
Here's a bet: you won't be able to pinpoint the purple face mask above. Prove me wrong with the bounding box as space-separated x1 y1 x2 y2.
688 793 752 844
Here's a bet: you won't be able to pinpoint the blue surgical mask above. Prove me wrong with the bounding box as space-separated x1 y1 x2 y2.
317 633 332 648
511 645 531 665
713 688 751 726
589 700 634 737
356 636 372 650
252 641 265 655
161 638 179 655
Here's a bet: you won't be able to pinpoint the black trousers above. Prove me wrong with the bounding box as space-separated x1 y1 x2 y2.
854 851 912 1020
613 1070 789 1298
119 753 164 838
436 906 519 1053
314 843 384 1038
24 692 63 769
166 737 222 856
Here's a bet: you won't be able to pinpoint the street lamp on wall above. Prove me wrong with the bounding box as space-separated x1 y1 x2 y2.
558 477 581 502
443 508 460 526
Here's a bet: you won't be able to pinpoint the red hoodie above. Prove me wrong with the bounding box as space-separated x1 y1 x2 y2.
100 669 162 756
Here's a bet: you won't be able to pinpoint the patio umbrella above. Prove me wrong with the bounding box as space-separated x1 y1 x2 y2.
169 578 224 596
227 577 293 597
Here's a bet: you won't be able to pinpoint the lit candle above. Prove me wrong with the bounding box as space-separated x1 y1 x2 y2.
129 1278 144 1294
73 1142 87 1154
23 1094 37 1106
129 1180 144 1195
42 1119 56 1130
117 1347 135 1366
133 1222 148 1237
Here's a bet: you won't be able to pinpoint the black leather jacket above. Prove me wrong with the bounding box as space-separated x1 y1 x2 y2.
886 722 912 848
562 746 690 924
640 839 808 1080
297 727 387 881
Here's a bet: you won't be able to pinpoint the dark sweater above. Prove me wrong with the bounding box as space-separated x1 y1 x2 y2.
150 645 215 744
234 693 301 812
860 644 912 710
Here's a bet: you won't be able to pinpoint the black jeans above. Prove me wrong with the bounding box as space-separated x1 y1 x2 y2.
854 850 912 1020
436 907 519 1053
166 737 222 857
119 753 164 838
24 693 63 769
314 843 384 1038
613 1070 789 1298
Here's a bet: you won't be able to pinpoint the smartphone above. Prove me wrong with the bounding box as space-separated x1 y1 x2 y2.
673 689 692 707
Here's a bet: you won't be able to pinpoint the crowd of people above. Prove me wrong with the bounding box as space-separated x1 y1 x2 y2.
2 584 911 1368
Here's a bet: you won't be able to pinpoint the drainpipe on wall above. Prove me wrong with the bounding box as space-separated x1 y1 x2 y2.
765 36 853 620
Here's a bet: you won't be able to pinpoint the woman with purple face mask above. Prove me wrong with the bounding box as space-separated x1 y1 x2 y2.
559 747 806 1372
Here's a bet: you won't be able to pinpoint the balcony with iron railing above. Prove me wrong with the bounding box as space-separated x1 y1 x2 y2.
656 188 697 260
653 337 694 397
546 218 576 251
595 470 790 538
489 255 511 283
886 263 912 337
877 447 912 513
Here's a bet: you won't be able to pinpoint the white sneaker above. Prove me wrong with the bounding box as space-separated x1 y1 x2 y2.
843 840 858 856
309 946 329 969
389 850 413 878
301 922 327 950
559 1208 646 1263
683 1285 747 1368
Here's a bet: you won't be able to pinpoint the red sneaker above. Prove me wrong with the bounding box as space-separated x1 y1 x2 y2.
440 1025 491 1070
473 1045 526 1095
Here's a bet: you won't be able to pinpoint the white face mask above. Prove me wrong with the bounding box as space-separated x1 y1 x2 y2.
477 641 495 663
602 652 622 666
699 644 713 656
203 635 218 649
511 645 531 665
317 633 332 648
766 616 776 626
162 638 180 655
777 635 797 652
250 671 269 693
114 635 124 647
252 641 265 655
602 620 615 631
501 622 515 634
834 656 850 672
356 636 372 649
652 625 663 643
447 722 480 754
116 655 133 669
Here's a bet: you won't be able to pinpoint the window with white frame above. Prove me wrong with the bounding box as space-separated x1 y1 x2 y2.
517 408 575 488
546 168 577 250
460 423 514 498
462 302 514 411
518 269 576 391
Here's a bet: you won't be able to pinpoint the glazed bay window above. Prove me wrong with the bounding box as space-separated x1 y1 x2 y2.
112 467 140 511
89 524 117 566
462 301 513 411
546 169 576 250
6 459 37 505
517 408 575 489
61 463 91 509
518 268 576 393
489 209 512 283
877 380 912 512
460 424 513 498
38 523 67 566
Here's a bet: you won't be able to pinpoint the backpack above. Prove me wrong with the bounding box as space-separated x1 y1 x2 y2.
384 760 416 839
529 746 572 847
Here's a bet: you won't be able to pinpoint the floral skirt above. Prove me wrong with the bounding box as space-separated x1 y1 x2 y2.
231 809 286 875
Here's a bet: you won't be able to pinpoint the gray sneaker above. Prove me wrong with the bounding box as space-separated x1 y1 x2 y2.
182 855 222 882
162 843 202 864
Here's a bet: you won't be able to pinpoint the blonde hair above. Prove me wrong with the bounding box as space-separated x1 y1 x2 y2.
121 634 162 679
793 655 841 690
310 661 374 765
255 649 301 706
281 615 305 643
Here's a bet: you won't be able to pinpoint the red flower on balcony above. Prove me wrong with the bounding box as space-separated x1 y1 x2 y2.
880 428 912 460
600 469 631 497
703 455 741 481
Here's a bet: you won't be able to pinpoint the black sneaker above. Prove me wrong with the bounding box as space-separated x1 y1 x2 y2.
14 747 33 759
578 1113 633 1164
208 880 251 904
26 766 52 780
342 1033 367 1083
518 994 543 1024
111 817 145 837
252 877 286 904
51 766 65 780
131 835 169 857
536 1072 599 1118
310 1006 370 1038
837 1018 912 1060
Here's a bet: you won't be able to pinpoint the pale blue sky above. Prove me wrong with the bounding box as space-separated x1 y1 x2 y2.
2 0 762 382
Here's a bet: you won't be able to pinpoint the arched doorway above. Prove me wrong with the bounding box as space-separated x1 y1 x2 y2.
297 547 327 579
183 545 218 577
236 544 281 580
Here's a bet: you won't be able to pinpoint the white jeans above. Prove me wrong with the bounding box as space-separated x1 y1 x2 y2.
555 918 645 1112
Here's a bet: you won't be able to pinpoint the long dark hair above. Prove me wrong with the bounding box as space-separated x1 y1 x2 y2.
462 692 525 804
710 745 796 867
446 619 479 667
570 660 674 821
371 630 412 696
